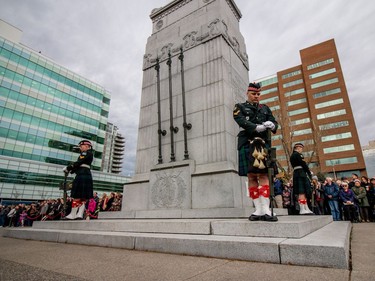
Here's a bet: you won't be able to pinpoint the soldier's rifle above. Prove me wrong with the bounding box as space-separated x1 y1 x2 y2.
266 129 277 218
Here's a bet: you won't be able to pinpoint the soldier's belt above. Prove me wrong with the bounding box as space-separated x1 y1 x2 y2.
80 164 91 169
293 166 303 170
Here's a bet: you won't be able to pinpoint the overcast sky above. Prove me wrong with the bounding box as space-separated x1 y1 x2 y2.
1 0 374 176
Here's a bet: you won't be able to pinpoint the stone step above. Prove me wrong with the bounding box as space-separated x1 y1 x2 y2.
98 207 289 219
0 219 351 269
31 216 332 238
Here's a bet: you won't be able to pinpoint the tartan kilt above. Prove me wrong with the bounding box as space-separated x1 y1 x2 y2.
70 168 93 200
293 169 312 196
238 143 268 176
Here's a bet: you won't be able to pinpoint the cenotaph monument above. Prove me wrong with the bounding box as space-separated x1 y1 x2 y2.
122 0 251 218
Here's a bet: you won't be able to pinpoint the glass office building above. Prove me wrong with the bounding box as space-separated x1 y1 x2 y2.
0 19 129 201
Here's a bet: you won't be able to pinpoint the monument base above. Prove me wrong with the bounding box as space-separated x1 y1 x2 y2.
0 216 351 269
120 159 285 219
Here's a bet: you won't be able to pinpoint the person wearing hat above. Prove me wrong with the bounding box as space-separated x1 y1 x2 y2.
290 142 314 215
63 140 94 219
233 82 278 221
352 178 370 222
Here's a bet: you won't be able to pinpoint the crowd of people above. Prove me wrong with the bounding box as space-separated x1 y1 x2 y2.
0 192 123 227
277 173 375 223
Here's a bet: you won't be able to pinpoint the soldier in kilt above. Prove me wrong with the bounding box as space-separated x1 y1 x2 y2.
290 143 314 215
63 140 94 219
233 83 278 221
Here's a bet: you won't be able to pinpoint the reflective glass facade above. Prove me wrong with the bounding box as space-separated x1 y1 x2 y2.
0 21 129 200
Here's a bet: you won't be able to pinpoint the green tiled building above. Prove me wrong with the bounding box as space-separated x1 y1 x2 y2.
0 19 129 201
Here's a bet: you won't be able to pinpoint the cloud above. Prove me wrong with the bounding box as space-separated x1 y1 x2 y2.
1 0 375 176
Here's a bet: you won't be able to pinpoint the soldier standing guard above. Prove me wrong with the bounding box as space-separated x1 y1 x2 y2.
290 143 314 215
233 82 278 221
63 140 94 219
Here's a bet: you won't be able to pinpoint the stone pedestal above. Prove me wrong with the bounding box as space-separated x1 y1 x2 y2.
123 0 251 218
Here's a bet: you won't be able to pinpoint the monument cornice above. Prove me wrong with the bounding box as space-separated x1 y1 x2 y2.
150 0 242 22
143 18 249 70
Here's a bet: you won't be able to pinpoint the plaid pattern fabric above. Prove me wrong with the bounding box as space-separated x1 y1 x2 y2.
293 169 312 196
238 143 268 176
71 168 93 200
238 145 250 176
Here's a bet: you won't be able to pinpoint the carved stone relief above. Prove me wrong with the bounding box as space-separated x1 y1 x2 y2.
151 171 187 208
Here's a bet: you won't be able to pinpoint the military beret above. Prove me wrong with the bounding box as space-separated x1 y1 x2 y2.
248 82 261 92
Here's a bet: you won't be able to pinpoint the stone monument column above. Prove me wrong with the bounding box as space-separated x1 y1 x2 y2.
123 0 251 218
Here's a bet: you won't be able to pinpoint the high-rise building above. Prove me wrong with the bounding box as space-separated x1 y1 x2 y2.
362 140 375 178
102 122 125 174
256 39 366 178
0 19 129 201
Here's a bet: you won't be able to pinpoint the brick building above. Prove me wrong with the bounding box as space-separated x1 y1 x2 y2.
256 39 366 179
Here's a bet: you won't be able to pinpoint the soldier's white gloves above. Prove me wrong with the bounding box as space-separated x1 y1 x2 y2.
255 124 267 133
63 167 69 174
263 121 275 130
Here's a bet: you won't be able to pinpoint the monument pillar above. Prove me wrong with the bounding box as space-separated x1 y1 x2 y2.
123 0 251 218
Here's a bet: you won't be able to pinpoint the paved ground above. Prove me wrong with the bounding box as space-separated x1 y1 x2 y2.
0 223 373 281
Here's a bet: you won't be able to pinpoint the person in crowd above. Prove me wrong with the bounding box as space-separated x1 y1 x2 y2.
290 143 314 215
349 173 359 189
105 192 115 211
323 177 341 221
39 201 49 218
100 193 109 211
272 177 283 209
26 203 39 226
93 192 100 205
233 82 278 221
282 182 294 215
64 140 94 220
110 193 123 211
0 205 5 227
2 205 11 227
19 208 28 227
311 176 325 215
339 181 359 222
360 176 369 188
352 179 370 222
367 177 375 222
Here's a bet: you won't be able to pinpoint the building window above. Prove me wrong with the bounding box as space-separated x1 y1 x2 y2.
284 88 305 97
317 109 346 120
291 118 310 126
323 144 355 154
293 128 312 136
326 157 358 166
321 132 352 142
307 58 334 70
282 70 301 79
319 121 349 130
261 96 279 103
309 68 336 79
261 87 278 95
258 76 278 86
313 88 341 99
315 98 344 109
288 107 308 116
287 98 306 107
269 105 280 111
272 134 282 140
283 79 303 88
311 78 339 89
